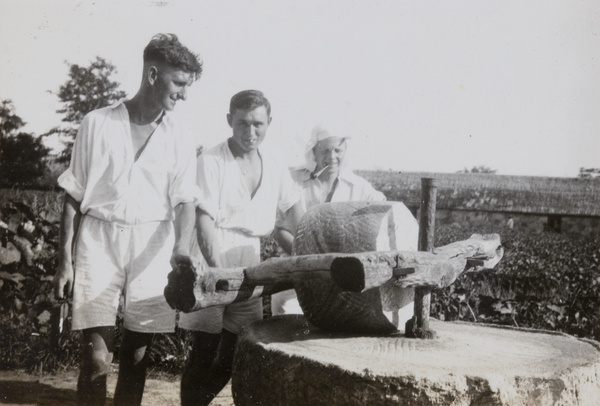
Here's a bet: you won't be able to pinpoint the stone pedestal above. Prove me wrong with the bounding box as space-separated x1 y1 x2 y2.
232 315 600 405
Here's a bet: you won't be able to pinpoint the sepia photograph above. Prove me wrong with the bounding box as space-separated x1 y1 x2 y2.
1 1 599 405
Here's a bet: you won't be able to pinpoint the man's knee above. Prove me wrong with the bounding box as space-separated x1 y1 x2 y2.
81 327 114 375
120 329 154 365
88 350 112 375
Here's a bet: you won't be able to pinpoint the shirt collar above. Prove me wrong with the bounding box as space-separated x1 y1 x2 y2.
111 98 168 123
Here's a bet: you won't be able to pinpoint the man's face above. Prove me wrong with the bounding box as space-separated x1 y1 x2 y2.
227 105 272 153
151 65 194 111
313 137 347 174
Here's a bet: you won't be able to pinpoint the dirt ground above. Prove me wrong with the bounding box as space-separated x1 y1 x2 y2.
0 368 234 406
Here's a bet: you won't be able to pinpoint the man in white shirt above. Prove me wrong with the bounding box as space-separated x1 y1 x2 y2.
272 124 387 315
179 90 303 406
53 33 202 406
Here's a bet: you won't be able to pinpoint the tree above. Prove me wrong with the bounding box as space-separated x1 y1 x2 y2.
0 100 50 187
45 57 126 163
577 167 600 179
457 165 497 174
0 99 25 135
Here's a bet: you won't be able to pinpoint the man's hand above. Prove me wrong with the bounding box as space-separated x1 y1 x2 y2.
164 255 197 312
53 261 74 300
170 251 191 270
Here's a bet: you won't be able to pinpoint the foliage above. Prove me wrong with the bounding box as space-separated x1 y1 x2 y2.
0 190 189 373
0 194 70 372
431 225 600 341
1 133 51 188
456 165 497 174
578 167 600 179
45 57 127 164
0 99 25 135
0 100 50 188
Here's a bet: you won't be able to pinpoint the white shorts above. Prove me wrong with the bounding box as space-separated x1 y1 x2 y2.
178 227 263 335
72 215 176 333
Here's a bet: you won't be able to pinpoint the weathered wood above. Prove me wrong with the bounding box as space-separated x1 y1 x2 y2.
165 234 503 313
418 177 437 252
165 254 335 312
232 316 600 406
330 234 503 292
410 177 437 338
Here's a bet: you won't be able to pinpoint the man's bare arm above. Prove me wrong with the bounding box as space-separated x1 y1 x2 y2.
171 201 195 267
274 202 304 255
274 227 294 255
53 194 81 300
286 202 303 236
196 207 222 268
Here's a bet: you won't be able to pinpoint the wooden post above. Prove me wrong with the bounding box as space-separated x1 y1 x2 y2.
406 177 438 338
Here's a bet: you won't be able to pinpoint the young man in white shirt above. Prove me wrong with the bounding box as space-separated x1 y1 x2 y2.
53 33 202 406
271 124 387 314
179 90 303 406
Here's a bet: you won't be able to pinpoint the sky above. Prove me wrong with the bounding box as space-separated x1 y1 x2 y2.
1 0 599 177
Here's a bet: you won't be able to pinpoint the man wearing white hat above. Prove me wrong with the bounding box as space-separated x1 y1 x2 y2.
272 124 387 314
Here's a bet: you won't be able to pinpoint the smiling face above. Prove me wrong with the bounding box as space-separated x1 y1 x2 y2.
149 64 194 111
313 136 347 176
227 105 272 153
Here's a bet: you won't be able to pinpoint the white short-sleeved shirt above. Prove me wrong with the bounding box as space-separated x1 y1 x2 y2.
196 141 300 237
57 100 198 224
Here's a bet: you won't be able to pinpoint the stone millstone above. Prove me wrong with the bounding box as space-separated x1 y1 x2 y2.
232 316 600 405
293 201 418 334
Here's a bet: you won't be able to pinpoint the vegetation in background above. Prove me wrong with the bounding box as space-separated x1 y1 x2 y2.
0 100 50 188
578 167 600 179
456 165 497 174
1 57 126 191
432 225 600 340
43 56 127 164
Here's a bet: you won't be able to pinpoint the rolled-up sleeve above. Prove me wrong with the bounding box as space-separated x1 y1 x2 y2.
57 115 91 202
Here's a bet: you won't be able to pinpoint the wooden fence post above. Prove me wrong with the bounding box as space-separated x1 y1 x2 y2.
405 177 438 338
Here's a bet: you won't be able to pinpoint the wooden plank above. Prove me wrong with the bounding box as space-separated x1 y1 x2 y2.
330 234 502 292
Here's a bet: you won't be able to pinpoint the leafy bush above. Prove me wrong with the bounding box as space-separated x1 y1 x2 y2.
431 225 600 340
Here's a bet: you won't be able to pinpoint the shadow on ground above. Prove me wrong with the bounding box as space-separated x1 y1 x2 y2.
0 381 77 405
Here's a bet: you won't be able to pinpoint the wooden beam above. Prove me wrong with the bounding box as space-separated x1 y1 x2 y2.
330 234 503 292
164 234 502 313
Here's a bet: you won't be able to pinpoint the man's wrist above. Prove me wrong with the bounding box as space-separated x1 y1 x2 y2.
172 244 190 257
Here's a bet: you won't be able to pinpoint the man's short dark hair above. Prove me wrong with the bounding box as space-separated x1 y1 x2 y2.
229 90 271 117
143 33 203 80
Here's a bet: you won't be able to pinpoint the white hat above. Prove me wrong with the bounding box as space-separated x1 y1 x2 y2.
304 124 350 172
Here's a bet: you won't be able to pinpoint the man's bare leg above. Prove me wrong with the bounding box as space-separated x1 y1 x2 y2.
77 327 114 406
114 329 154 406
